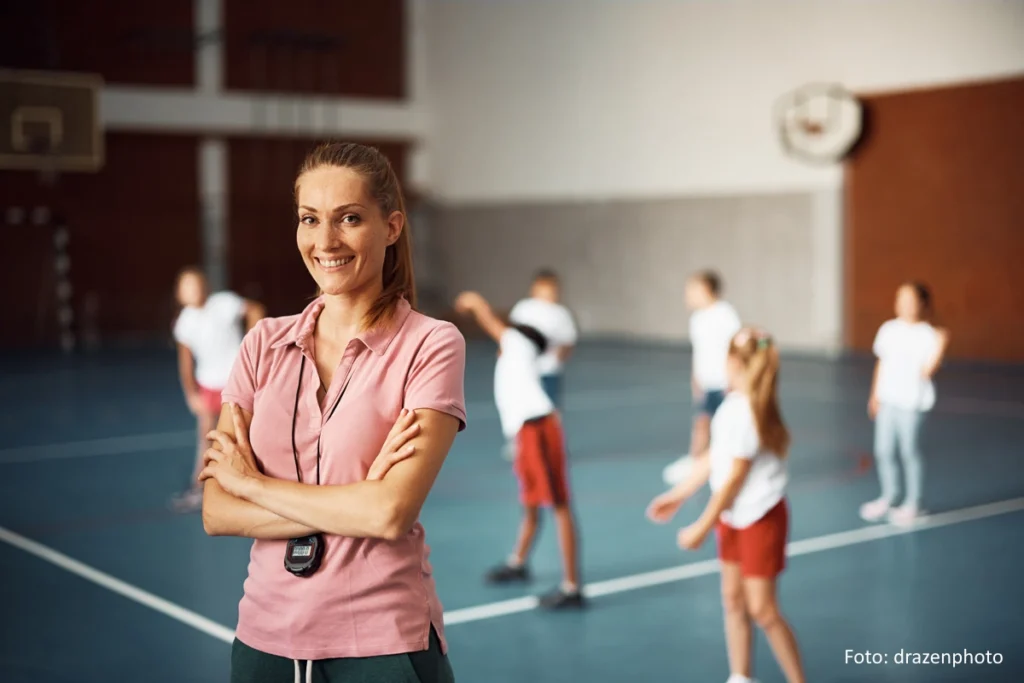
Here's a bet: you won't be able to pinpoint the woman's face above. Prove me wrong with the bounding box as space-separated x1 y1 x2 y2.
295 166 402 299
895 284 922 321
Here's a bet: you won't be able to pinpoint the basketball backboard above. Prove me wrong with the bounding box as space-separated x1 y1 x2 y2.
0 69 103 172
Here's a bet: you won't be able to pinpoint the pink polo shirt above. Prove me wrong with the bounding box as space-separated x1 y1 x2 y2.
220 296 466 661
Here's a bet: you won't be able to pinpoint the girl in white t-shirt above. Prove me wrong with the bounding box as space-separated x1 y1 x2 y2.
170 267 264 511
860 282 949 526
647 327 804 683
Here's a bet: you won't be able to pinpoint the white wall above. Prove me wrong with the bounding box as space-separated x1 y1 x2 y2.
422 0 1024 203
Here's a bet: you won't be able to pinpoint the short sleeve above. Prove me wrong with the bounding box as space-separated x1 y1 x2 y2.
717 400 760 461
220 320 264 414
404 323 467 431
558 307 578 344
508 300 526 324
173 310 193 346
214 291 246 320
872 322 891 358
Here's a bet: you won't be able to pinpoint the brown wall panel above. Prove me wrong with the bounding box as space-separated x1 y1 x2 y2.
1 0 194 87
844 77 1024 362
226 138 408 318
0 133 200 348
223 0 405 98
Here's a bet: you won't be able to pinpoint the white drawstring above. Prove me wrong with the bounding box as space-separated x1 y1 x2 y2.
293 659 313 683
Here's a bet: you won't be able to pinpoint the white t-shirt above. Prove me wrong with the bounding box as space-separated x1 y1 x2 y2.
690 300 742 391
508 298 578 376
873 319 942 412
709 392 787 528
494 328 555 440
173 291 246 390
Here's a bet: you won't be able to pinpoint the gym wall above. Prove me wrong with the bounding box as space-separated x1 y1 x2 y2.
845 76 1024 362
419 0 1024 353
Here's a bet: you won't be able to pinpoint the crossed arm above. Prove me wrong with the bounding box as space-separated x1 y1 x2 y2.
201 403 460 541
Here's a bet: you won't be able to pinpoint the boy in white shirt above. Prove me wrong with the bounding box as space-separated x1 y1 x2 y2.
171 267 264 511
663 270 742 485
455 290 583 610
508 269 578 407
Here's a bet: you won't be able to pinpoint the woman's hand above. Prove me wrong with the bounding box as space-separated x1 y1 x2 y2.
199 403 263 498
677 520 712 550
868 395 879 420
646 489 686 524
366 408 421 481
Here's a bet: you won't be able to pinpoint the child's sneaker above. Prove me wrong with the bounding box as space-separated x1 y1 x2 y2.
859 497 891 522
538 585 585 610
484 562 530 584
888 504 922 527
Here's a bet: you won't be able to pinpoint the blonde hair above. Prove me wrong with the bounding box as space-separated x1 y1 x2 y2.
729 327 790 457
294 141 416 329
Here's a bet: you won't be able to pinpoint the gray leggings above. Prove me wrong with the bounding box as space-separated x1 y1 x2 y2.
874 404 926 508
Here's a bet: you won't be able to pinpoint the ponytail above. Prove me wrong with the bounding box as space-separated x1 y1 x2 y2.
730 329 791 457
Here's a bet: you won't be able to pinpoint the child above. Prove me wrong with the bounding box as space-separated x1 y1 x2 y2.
455 290 584 609
508 269 578 407
663 270 742 485
860 281 949 526
647 327 804 683
170 267 264 512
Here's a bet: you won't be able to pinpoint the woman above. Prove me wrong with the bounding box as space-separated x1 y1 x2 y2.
171 267 264 512
199 142 467 682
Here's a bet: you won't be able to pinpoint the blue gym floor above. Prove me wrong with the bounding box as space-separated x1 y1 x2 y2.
2 340 1023 682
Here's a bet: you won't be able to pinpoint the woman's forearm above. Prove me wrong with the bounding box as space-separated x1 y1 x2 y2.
239 476 403 540
202 480 319 539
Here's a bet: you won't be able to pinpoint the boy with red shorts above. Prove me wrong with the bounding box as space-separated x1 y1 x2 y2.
455 291 583 609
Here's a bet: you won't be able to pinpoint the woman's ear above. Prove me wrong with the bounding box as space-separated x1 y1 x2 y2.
386 210 404 246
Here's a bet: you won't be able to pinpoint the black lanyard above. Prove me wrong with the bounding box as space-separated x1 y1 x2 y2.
290 353 354 486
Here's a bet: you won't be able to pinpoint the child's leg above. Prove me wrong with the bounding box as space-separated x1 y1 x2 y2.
551 504 579 588
720 561 753 680
485 505 538 583
689 411 711 456
894 408 925 509
861 404 900 520
191 409 217 486
511 506 541 566
743 577 805 683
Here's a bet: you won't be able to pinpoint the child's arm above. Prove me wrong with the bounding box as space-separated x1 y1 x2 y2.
646 451 711 523
868 359 881 418
692 458 752 534
922 327 950 378
455 292 508 343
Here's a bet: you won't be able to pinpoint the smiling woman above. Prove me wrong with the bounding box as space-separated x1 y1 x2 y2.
198 142 466 683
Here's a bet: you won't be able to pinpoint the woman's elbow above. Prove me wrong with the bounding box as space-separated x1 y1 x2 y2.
201 488 234 536
377 497 419 541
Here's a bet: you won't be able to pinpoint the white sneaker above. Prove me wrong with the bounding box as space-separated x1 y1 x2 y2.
662 454 693 486
725 674 759 683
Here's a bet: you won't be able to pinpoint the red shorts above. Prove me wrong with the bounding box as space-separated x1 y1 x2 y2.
514 414 571 508
197 385 224 416
717 498 789 578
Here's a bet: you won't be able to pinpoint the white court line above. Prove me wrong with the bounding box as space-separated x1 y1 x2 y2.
2 497 1022 639
0 525 235 644
446 495 1024 623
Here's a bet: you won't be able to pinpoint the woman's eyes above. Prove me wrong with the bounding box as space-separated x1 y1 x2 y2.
299 214 361 226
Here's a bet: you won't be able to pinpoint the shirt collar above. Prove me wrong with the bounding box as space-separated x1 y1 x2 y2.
270 296 412 356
